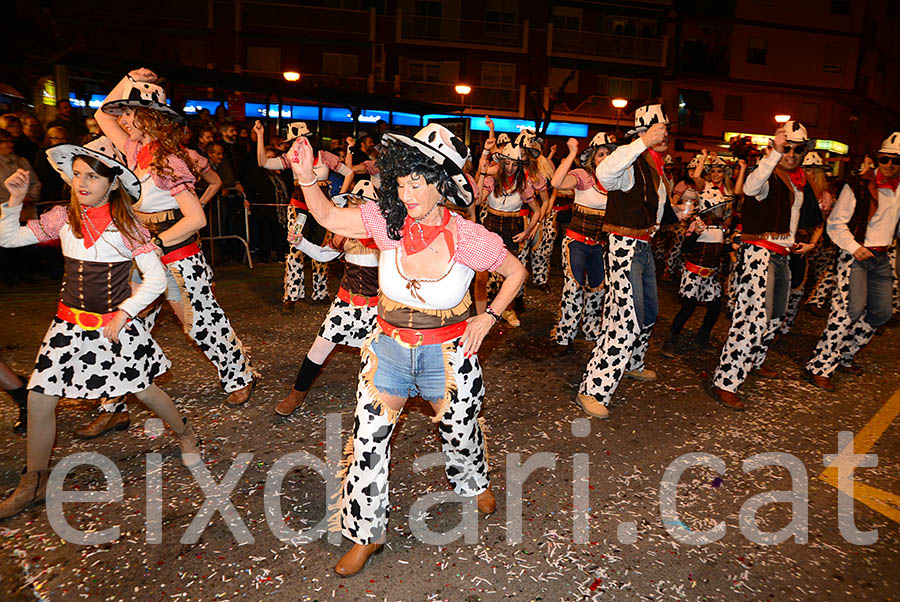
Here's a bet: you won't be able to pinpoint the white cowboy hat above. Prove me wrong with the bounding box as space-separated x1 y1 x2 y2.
46 136 141 199
515 128 544 158
286 121 311 142
100 78 182 122
879 132 900 155
783 120 815 151
579 132 617 165
332 178 379 208
802 152 826 168
627 103 668 137
495 133 511 147
493 142 528 165
382 123 474 207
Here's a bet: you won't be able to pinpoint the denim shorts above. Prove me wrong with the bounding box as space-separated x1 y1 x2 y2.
368 332 454 402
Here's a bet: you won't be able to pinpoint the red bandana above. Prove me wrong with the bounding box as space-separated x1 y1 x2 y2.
876 171 899 192
788 168 807 191
136 142 157 170
402 207 454 256
81 203 113 248
646 148 668 182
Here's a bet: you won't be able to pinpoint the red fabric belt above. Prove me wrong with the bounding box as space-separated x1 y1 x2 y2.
518 208 531 216
376 315 467 348
161 242 202 265
610 232 650 242
866 246 890 253
290 199 309 210
56 301 120 331
684 261 717 278
337 287 379 307
565 229 605 246
553 204 572 212
743 238 790 256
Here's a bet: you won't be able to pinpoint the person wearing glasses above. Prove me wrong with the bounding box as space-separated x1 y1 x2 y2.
710 121 815 411
805 132 900 391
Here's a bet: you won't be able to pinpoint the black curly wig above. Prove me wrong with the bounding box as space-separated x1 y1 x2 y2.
375 138 460 240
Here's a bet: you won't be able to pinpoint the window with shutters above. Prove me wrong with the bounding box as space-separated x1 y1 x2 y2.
724 95 744 121
323 53 359 77
481 62 516 88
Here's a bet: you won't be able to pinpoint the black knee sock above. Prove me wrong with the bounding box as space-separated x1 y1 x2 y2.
7 386 27 408
293 356 323 392
699 297 723 334
670 297 698 335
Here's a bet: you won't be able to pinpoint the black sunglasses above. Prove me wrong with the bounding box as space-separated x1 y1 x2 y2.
782 144 807 155
878 156 900 166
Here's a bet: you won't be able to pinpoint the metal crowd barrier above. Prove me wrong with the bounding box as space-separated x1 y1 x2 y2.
203 190 254 269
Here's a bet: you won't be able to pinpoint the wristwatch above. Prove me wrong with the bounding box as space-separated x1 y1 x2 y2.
151 235 164 249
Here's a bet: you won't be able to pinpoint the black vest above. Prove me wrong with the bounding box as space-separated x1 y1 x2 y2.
741 171 793 238
604 154 660 231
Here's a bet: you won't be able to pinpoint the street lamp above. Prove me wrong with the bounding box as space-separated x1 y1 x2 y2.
611 98 628 136
774 114 791 124
455 84 471 113
283 71 300 82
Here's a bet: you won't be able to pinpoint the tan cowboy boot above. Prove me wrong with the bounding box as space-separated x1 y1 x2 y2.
74 411 130 439
575 394 609 419
334 542 385 577
0 469 50 520
225 383 253 407
275 389 308 416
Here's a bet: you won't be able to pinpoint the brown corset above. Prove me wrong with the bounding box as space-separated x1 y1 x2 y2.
378 293 472 329
61 258 132 313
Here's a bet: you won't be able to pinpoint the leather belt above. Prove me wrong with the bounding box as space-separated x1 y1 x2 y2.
553 204 572 212
487 207 522 218
161 242 202 265
56 301 121 331
866 246 890 253
684 261 717 278
565 229 605 246
337 287 379 307
743 238 790 256
610 231 650 242
376 315 467 349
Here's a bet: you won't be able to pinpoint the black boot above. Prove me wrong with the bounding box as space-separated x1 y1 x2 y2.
694 329 716 353
9 376 27 436
661 333 680 359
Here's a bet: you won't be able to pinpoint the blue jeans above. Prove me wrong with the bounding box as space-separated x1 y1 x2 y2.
568 240 605 288
849 251 894 328
627 240 658 327
369 332 450 402
765 253 790 321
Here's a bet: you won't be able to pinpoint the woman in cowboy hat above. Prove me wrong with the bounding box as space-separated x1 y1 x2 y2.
287 123 526 576
509 128 552 294
94 68 256 409
473 139 541 327
274 180 381 417
0 140 201 520
549 132 616 354
254 120 354 310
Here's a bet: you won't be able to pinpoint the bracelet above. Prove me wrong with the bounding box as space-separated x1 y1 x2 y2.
484 307 501 323
298 177 317 187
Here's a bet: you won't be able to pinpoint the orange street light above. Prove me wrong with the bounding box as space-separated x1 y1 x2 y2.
283 71 300 82
774 114 791 123
611 98 628 109
455 84 472 95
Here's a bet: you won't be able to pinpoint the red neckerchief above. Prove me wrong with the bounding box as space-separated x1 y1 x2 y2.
709 182 725 194
81 203 113 248
788 168 807 191
646 148 667 181
136 142 157 170
876 171 899 193
402 207 454 256
360 238 378 249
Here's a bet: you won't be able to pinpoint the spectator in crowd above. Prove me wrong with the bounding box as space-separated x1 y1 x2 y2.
195 127 215 157
351 134 375 165
245 145 290 262
47 99 87 144
214 104 227 124
33 126 69 211
0 115 38 163
0 129 40 210
84 116 102 140
22 115 43 148
373 118 389 144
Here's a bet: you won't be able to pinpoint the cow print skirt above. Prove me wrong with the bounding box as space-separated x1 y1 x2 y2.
28 316 170 399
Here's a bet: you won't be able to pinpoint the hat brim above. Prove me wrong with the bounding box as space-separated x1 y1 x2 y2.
46 143 141 200
579 144 617 165
382 131 474 207
101 99 184 123
332 191 378 208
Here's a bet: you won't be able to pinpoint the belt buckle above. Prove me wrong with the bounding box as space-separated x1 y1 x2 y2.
392 329 424 349
71 307 103 331
351 293 368 307
700 267 713 278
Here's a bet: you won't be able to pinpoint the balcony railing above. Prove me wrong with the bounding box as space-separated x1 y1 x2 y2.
548 25 667 66
399 81 522 112
397 11 527 52
241 1 371 38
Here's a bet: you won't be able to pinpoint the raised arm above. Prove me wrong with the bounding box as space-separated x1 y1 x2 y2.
289 137 367 239
95 68 155 153
743 128 785 199
1 170 59 247
253 120 267 167
733 159 747 196
550 138 579 190
691 149 708 190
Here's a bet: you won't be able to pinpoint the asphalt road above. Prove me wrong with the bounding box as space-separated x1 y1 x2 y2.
1 258 898 602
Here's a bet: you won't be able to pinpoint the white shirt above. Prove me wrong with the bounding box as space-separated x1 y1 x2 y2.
594 137 667 227
379 247 473 311
742 150 802 248
827 181 900 254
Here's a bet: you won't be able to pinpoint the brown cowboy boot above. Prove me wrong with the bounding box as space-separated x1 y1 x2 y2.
334 542 385 577
477 488 496 514
225 383 254 407
74 411 130 439
275 388 308 417
0 469 50 520
711 386 745 411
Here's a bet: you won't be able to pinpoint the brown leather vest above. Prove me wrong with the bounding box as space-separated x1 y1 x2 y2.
740 170 793 238
604 153 660 231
